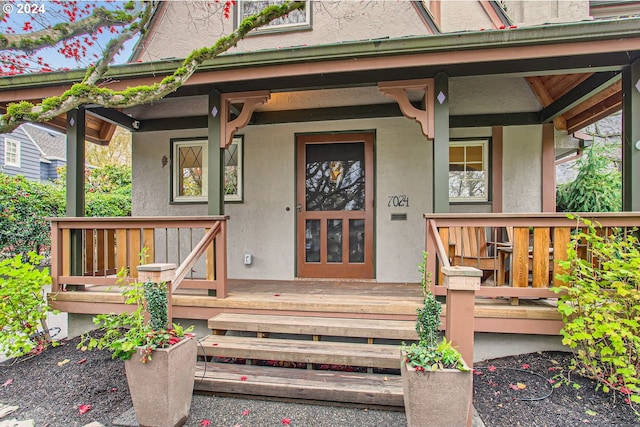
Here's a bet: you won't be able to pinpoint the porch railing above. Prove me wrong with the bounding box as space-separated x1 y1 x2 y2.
425 212 640 304
49 216 229 298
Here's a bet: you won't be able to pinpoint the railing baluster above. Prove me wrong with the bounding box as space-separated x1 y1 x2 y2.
129 228 141 278
532 227 550 287
116 228 127 274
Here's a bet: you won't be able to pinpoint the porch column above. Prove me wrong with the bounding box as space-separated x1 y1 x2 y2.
433 72 449 213
66 107 85 277
208 90 225 215
622 59 640 211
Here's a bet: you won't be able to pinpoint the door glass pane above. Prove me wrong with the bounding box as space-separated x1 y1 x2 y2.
327 219 342 263
305 220 320 262
305 142 365 211
349 219 365 263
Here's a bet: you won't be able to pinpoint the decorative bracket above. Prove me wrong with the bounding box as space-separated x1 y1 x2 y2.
220 90 271 148
378 79 434 139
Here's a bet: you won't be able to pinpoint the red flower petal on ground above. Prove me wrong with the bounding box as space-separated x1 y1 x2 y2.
77 358 87 365
521 363 530 369
2 379 13 387
78 404 92 414
242 409 250 416
274 293 281 296
240 376 248 381
200 420 212 426
281 418 292 425
488 365 497 372
472 369 483 376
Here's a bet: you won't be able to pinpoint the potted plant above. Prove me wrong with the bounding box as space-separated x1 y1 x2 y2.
79 277 196 427
400 252 472 427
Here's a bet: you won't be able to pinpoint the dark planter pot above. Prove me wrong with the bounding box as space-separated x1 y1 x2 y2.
124 337 197 427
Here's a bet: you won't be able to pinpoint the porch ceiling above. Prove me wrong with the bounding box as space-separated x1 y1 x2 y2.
0 17 637 143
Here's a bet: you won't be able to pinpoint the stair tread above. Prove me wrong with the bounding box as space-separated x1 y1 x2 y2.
198 335 401 369
194 362 403 406
209 313 417 340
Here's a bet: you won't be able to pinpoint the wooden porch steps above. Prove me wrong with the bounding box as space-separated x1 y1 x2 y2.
194 362 404 407
194 313 414 406
208 313 418 341
197 335 401 369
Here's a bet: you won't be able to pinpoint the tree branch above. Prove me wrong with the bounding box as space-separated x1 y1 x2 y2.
83 2 154 86
0 5 145 53
0 1 306 133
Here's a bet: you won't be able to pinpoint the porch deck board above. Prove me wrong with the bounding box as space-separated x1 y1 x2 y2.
208 313 418 340
198 335 400 369
194 362 404 407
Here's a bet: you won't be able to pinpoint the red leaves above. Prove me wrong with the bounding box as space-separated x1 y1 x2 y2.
200 420 212 427
281 418 292 425
2 379 13 387
22 21 32 31
78 404 92 415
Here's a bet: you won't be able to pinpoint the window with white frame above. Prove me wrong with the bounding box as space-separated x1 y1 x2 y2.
237 0 311 33
449 139 489 202
4 138 20 167
171 137 243 203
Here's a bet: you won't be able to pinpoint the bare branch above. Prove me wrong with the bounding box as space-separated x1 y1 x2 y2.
0 1 306 133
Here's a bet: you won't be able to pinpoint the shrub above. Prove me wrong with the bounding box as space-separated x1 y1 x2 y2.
0 252 57 358
554 216 640 405
556 144 621 212
0 174 63 259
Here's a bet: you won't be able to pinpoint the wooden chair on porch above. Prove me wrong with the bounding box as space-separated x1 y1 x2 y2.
440 226 499 282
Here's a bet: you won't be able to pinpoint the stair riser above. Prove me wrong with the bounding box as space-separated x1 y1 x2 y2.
194 379 404 407
198 347 400 369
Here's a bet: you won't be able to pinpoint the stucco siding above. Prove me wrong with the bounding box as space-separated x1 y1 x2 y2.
440 1 493 32
137 1 431 62
502 125 543 212
132 117 430 283
502 0 589 26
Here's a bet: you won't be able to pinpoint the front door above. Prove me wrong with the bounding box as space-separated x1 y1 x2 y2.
296 133 374 278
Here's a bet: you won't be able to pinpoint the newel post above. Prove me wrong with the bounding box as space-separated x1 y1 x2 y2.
137 263 176 325
443 265 480 427
442 266 481 366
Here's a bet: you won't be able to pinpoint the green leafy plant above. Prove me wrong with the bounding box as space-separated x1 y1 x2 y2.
0 252 58 359
78 275 193 363
401 252 467 371
0 173 64 260
553 215 640 407
556 144 621 213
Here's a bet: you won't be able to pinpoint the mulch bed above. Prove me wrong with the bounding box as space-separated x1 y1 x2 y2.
0 334 638 426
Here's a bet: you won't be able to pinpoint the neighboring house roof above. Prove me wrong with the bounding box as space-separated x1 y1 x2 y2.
21 123 66 162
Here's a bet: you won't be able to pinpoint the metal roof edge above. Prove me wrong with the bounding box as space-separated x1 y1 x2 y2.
1 16 639 91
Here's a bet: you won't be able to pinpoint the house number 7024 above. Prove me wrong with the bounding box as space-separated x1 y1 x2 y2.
388 195 409 207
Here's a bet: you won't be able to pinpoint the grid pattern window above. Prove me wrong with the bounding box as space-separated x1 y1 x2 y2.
4 138 20 167
237 1 311 33
172 137 243 203
449 140 489 202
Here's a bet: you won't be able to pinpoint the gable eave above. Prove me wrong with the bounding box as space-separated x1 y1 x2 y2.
0 16 639 94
